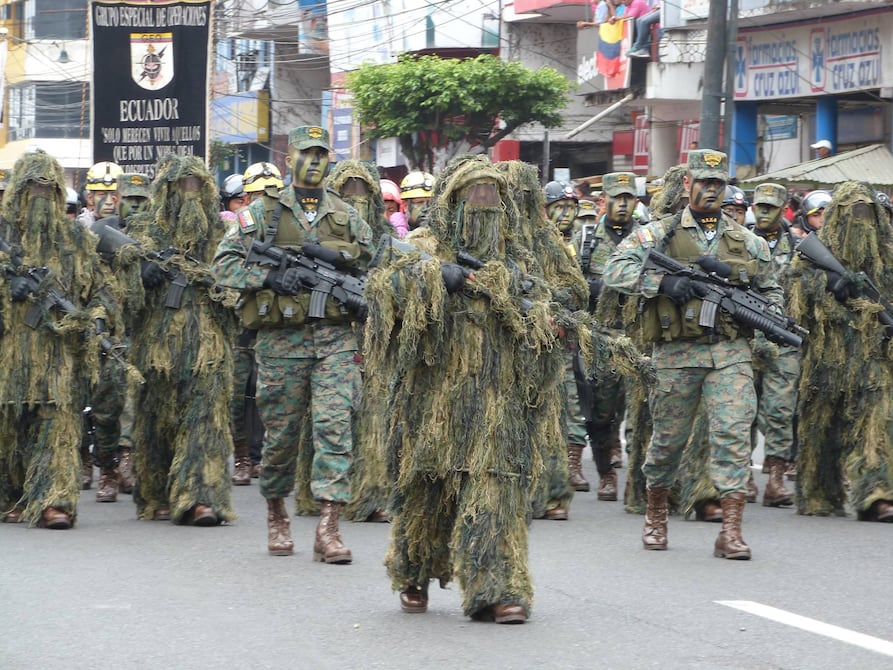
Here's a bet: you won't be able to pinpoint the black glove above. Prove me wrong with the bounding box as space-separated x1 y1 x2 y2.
695 255 732 278
440 263 466 294
588 278 603 301
9 275 33 302
825 270 853 302
264 267 302 296
140 260 165 289
659 275 696 305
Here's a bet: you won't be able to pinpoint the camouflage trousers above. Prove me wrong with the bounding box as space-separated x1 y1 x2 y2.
754 348 801 461
646 362 756 495
563 352 588 446
88 355 127 468
257 350 359 503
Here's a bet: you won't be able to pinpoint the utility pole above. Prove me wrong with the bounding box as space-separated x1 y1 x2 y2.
699 0 727 150
722 0 739 157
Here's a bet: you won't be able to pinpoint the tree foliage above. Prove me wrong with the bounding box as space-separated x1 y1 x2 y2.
345 54 572 172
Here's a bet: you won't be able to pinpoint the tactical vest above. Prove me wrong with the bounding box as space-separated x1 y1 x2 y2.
641 222 760 343
240 193 360 329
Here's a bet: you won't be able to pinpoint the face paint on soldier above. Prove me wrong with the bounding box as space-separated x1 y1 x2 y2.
722 204 747 226
289 146 330 188
685 177 726 214
753 203 782 232
405 198 429 228
119 196 148 221
547 200 576 233
95 191 118 218
606 193 635 226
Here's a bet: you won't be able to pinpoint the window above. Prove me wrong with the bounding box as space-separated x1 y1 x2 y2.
8 81 89 140
32 0 87 41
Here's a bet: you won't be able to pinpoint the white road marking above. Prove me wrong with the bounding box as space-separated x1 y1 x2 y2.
717 600 893 657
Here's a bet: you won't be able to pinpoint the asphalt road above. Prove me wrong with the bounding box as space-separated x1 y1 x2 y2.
2 455 893 670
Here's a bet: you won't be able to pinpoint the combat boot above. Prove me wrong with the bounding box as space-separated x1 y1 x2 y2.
762 455 793 507
231 439 252 486
746 470 758 503
714 492 751 560
96 466 119 503
598 469 618 501
117 447 134 494
567 443 590 492
610 435 623 469
266 497 294 556
642 486 669 550
314 501 352 564
80 442 93 490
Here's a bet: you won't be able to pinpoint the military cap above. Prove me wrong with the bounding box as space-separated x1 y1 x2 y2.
288 126 331 152
118 172 152 198
602 172 637 197
577 199 598 217
687 149 729 181
0 168 10 191
752 183 786 208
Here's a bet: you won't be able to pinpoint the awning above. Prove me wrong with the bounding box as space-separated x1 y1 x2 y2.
743 144 893 189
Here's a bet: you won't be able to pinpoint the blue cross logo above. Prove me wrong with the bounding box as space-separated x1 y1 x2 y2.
736 44 746 90
811 37 824 84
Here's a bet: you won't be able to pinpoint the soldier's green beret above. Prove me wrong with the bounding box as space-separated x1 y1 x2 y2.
602 172 637 197
687 149 728 181
288 126 331 152
118 172 151 198
752 183 786 208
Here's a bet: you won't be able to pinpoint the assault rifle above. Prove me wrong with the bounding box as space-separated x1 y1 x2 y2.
0 236 127 364
642 247 807 348
797 231 893 334
90 220 205 310
371 234 534 313
245 239 367 321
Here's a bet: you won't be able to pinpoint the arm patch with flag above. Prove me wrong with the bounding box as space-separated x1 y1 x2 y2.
237 208 258 234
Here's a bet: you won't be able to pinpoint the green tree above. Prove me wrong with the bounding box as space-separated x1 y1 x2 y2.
346 54 572 172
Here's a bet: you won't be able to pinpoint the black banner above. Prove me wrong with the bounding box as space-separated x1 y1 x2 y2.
91 0 211 177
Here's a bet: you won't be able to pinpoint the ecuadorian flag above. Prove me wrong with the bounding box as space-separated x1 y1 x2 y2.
596 20 625 78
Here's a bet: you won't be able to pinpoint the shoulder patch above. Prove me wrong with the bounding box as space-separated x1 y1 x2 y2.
635 227 655 245
237 209 258 233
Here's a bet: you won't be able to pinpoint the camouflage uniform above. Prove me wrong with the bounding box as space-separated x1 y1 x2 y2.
603 150 782 557
212 130 374 508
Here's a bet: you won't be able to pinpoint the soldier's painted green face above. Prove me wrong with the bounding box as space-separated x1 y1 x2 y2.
606 193 635 224
753 202 782 232
546 199 576 233
289 146 329 187
686 177 725 214
94 190 118 217
119 195 149 221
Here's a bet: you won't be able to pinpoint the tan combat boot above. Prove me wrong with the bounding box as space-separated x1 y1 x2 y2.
231 439 252 486
598 469 618 501
567 443 590 492
642 486 669 550
117 447 134 494
267 497 294 556
762 455 793 507
714 492 751 560
96 466 119 503
314 501 352 564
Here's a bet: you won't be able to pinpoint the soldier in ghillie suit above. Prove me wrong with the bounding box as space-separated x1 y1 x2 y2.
0 150 120 528
213 126 375 561
787 181 893 522
498 162 590 522
604 150 783 559
122 155 236 526
327 159 392 241
365 154 562 623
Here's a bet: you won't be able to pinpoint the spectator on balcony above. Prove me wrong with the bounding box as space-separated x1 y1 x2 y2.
627 0 661 58
577 0 619 29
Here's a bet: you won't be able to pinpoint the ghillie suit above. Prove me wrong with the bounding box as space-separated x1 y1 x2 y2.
367 155 560 618
618 166 687 514
0 151 119 526
325 159 391 521
787 181 893 518
124 155 236 524
327 160 392 242
497 160 591 519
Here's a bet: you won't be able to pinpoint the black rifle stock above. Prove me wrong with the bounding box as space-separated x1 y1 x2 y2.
642 247 807 348
89 220 204 309
796 231 893 332
372 234 535 313
0 236 127 364
245 240 367 320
